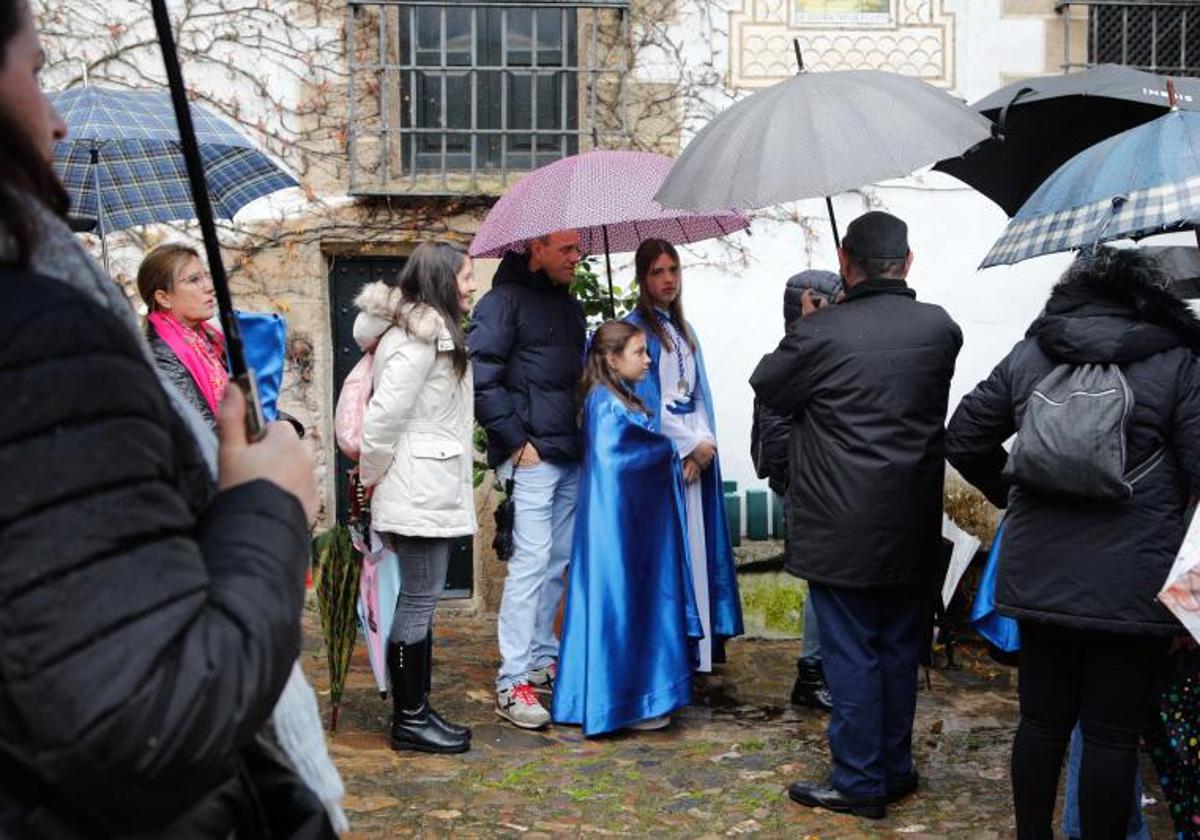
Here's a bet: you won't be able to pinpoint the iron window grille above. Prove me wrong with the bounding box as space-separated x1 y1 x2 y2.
347 0 631 196
1056 1 1200 76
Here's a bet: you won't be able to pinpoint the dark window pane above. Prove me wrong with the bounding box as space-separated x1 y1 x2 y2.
446 74 471 152
507 72 533 151
447 7 472 66
506 8 533 67
417 71 441 152
536 8 563 65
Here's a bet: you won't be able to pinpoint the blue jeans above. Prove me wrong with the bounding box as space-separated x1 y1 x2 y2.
495 458 580 691
1062 723 1148 840
809 583 923 799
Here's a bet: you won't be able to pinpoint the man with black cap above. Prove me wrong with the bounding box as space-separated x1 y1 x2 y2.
750 211 962 819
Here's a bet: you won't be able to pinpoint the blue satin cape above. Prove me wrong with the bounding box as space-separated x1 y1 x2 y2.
970 520 1020 652
625 310 745 649
551 386 703 736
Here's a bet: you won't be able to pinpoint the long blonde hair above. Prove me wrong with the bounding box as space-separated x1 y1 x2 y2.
579 321 649 419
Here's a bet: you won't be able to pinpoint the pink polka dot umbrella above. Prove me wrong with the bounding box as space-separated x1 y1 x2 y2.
469 150 750 310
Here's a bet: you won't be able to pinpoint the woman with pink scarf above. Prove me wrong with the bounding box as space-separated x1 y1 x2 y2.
137 243 228 430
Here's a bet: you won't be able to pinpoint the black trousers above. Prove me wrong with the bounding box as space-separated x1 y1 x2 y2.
1012 622 1166 840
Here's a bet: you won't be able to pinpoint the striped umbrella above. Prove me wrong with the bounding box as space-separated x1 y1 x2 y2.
982 108 1200 268
50 86 297 268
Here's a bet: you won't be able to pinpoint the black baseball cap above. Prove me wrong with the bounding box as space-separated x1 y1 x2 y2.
842 211 910 259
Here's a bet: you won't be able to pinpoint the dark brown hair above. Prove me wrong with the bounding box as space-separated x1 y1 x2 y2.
390 241 470 379
137 243 199 312
580 320 648 418
0 0 70 268
634 238 695 354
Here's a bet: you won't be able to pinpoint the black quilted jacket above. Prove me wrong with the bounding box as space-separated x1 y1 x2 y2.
0 268 322 837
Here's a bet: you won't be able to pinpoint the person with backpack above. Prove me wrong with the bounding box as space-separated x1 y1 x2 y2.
354 241 478 754
750 269 840 713
751 211 962 820
551 321 702 735
945 247 1200 839
469 231 587 729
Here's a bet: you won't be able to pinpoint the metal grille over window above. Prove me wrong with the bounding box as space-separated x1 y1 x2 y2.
1056 1 1200 76
347 0 631 196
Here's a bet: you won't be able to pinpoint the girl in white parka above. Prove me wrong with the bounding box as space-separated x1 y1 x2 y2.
354 241 478 754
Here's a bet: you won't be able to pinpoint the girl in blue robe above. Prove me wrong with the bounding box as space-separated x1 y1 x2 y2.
551 321 703 736
626 239 743 672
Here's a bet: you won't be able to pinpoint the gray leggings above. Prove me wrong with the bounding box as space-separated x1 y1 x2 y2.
384 534 450 645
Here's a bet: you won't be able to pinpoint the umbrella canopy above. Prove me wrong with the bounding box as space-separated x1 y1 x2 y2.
936 65 1200 216
50 86 297 233
982 110 1200 268
468 149 750 258
653 69 991 213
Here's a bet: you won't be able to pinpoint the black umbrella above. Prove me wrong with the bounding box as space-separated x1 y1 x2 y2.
150 0 266 440
936 64 1200 217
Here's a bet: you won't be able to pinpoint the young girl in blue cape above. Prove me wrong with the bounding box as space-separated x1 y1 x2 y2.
551 320 703 735
626 240 743 672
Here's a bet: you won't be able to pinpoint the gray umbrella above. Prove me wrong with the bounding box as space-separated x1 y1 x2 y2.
655 67 992 228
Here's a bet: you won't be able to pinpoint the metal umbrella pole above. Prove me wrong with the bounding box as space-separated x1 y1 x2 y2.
794 39 840 250
89 144 110 275
150 0 265 440
601 223 616 320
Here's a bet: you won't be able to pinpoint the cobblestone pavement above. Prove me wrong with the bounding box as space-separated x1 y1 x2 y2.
305 609 1174 838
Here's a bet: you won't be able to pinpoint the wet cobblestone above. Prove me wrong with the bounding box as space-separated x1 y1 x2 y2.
304 608 1175 838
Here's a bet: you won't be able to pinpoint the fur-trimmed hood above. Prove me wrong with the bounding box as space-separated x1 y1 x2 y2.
352 281 450 351
1033 248 1200 365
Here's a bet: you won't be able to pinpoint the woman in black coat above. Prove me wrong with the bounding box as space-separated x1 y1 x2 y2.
0 1 326 835
946 248 1200 840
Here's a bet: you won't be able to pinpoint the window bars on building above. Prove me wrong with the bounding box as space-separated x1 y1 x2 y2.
1056 1 1200 76
347 0 631 196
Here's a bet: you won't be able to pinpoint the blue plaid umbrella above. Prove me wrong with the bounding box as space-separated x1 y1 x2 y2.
982 109 1200 268
50 86 297 241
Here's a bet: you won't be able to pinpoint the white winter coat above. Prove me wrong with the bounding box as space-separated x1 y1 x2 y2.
354 282 477 537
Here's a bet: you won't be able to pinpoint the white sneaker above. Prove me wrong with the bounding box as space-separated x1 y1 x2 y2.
629 714 671 731
496 683 551 730
527 662 557 694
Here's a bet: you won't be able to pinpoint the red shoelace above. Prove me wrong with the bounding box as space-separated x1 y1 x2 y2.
511 683 541 706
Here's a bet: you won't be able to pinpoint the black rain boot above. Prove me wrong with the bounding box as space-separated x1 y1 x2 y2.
424 627 470 739
790 656 834 713
387 638 469 754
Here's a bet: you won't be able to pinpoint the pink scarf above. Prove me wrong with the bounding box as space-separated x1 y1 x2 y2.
148 311 229 416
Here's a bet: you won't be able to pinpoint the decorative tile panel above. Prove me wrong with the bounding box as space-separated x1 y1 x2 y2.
729 0 956 89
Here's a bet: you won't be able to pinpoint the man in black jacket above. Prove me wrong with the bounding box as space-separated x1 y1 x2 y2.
469 230 586 729
751 270 839 714
751 212 962 819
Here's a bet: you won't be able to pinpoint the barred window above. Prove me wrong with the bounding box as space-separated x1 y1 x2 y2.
348 0 630 196
1058 1 1200 76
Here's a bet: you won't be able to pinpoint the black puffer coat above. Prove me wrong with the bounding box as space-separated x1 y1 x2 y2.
751 279 963 589
469 251 586 467
0 269 322 837
946 251 1200 635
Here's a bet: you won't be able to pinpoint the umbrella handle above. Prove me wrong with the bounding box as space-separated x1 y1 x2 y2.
150 0 265 442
